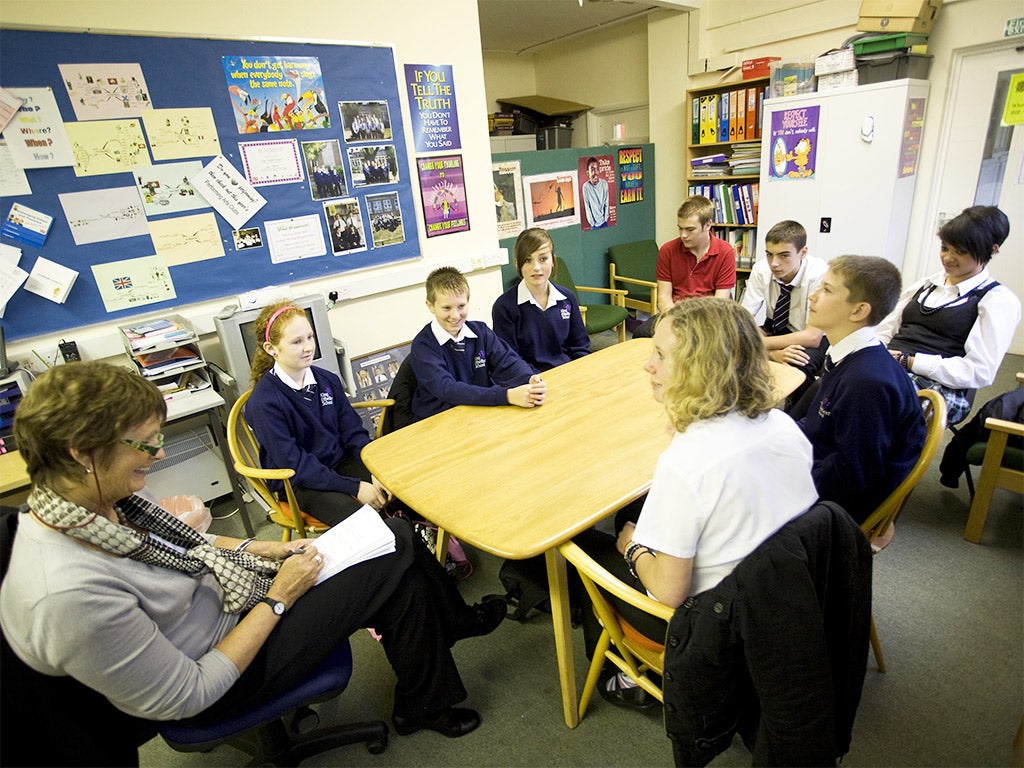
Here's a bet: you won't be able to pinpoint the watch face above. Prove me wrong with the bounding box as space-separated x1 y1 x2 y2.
264 598 285 615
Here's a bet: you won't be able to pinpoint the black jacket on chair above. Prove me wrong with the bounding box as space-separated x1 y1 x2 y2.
662 502 872 768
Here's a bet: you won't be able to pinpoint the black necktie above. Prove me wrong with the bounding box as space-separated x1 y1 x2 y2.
771 283 793 336
823 356 835 373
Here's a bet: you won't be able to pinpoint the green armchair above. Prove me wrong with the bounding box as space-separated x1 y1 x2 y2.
608 240 659 317
555 260 628 343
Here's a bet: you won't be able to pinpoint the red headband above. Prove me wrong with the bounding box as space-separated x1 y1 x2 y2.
265 305 298 343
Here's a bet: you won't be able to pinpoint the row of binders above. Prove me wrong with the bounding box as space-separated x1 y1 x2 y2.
688 182 760 229
691 84 769 145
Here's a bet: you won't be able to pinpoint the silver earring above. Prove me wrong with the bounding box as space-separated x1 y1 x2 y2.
83 465 93 474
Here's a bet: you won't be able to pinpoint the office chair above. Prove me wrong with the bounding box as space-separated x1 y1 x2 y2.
860 389 946 673
608 240 659 317
555 260 629 343
226 390 394 541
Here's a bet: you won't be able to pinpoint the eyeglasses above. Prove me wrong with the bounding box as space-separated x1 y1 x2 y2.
121 433 165 457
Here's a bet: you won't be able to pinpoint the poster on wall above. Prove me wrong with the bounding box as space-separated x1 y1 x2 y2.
222 55 329 133
417 154 469 238
617 147 644 204
768 106 819 180
578 154 616 230
58 63 153 121
898 98 926 179
1 88 76 169
492 160 524 239
523 170 580 231
404 64 460 152
350 342 411 437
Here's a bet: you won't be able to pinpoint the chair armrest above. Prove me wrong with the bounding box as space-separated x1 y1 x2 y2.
234 464 296 482
559 541 676 622
984 417 1024 437
576 285 628 307
353 399 396 410
611 274 658 290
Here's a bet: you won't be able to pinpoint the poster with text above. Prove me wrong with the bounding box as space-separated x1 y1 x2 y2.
404 64 460 152
578 154 616 230
768 106 819 180
2 88 76 169
222 55 329 134
524 170 580 231
617 147 644 204
417 155 469 238
492 160 524 239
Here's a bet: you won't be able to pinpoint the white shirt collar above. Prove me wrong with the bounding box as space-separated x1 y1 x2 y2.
923 267 992 296
827 325 883 366
430 318 478 346
516 279 568 310
272 363 315 390
775 257 810 289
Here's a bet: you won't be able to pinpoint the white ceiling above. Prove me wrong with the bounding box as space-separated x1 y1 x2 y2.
477 0 697 56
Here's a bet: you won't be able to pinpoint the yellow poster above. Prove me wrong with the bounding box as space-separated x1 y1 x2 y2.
1002 72 1024 126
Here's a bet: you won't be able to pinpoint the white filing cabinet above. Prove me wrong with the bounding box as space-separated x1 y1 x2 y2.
756 79 930 269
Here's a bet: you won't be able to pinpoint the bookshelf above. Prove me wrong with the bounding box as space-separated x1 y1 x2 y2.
686 75 769 294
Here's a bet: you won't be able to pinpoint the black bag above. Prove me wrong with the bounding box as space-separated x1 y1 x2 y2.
498 555 584 625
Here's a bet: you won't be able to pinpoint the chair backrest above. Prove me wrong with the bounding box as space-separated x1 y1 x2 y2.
228 390 323 539
383 358 418 434
608 240 658 282
861 389 947 543
553 259 580 301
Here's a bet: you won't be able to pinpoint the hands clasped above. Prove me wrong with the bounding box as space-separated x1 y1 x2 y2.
508 374 547 408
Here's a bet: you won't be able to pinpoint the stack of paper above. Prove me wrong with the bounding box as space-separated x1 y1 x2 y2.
314 504 397 585
134 345 201 377
122 318 195 350
0 243 27 317
23 255 77 304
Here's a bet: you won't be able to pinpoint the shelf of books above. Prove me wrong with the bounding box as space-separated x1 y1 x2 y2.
687 75 769 276
118 315 213 401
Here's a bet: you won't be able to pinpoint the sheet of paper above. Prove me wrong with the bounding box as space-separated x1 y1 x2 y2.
24 255 77 304
58 62 154 121
189 155 267 230
142 107 221 160
238 139 303 185
92 254 176 313
64 119 150 177
0 140 31 197
0 88 76 169
264 215 326 263
58 186 147 245
0 88 24 134
2 202 53 248
313 504 397 585
132 160 208 217
148 211 224 266
0 262 29 317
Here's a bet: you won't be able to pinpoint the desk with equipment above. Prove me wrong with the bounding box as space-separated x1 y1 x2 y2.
361 338 805 728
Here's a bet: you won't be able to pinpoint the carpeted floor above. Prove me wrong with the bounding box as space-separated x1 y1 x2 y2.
139 339 1022 767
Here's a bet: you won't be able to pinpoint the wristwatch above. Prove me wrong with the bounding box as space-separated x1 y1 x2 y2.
260 597 286 616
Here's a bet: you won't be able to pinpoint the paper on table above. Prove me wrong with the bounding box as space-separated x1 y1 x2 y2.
314 503 396 585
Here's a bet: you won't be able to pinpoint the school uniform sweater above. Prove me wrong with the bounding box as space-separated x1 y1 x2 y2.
491 280 590 373
246 366 369 496
799 342 925 523
409 319 534 421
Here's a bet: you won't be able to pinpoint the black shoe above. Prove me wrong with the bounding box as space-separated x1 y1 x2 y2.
458 595 507 639
598 672 658 710
392 707 481 738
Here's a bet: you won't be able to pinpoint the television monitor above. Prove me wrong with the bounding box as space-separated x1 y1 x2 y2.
213 294 354 397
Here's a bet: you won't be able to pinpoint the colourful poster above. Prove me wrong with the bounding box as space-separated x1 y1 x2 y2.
417 154 469 238
523 171 580 231
492 160 524 239
617 147 644 204
899 98 926 178
404 64 461 152
578 154 616 230
768 106 819 180
221 55 329 134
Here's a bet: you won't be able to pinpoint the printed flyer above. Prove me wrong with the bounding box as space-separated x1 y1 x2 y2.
768 106 819 180
417 155 469 238
404 64 460 152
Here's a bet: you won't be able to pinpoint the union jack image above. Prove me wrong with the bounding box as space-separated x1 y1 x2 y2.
112 276 133 290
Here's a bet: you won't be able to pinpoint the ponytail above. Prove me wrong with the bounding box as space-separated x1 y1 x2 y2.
248 301 305 388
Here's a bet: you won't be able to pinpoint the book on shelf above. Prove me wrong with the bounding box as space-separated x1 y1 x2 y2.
691 153 728 166
314 503 397 585
121 318 194 350
134 345 201 377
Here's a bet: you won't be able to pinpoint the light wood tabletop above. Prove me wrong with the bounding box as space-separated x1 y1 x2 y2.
361 337 805 727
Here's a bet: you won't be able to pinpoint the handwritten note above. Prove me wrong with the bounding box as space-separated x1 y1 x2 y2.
190 155 267 230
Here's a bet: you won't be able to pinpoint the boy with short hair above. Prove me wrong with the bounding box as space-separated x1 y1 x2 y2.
798 255 926 524
633 195 736 338
740 219 829 380
410 266 546 421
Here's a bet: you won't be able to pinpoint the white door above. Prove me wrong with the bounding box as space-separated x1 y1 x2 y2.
929 42 1024 354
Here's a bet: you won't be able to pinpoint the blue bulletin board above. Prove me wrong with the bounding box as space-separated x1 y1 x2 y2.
0 28 420 340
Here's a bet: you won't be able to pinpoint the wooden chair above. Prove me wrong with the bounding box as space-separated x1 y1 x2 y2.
556 260 629 343
963 412 1024 543
860 389 946 673
226 389 394 540
608 240 659 316
557 540 674 718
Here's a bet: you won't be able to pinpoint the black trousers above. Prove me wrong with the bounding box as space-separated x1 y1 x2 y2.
188 518 474 724
292 454 372 526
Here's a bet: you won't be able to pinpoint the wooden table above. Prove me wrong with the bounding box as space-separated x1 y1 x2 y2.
0 451 31 506
362 338 804 728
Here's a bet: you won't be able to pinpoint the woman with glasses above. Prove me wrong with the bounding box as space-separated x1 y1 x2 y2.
0 362 504 756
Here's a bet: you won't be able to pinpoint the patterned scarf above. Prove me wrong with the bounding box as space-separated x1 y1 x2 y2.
29 486 279 614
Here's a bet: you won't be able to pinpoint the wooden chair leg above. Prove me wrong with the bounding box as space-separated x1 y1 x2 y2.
579 630 611 719
964 429 1010 543
616 320 626 344
870 613 886 673
434 527 450 565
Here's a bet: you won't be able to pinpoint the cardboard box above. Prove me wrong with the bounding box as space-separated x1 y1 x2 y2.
742 56 781 80
857 0 942 34
818 70 860 92
815 48 856 76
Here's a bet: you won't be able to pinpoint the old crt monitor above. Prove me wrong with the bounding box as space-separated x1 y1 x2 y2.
213 293 354 396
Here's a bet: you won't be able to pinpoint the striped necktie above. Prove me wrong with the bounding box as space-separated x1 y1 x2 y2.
771 283 793 335
300 383 317 402
450 338 466 353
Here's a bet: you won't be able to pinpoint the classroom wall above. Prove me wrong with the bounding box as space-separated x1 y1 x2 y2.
1 0 504 367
